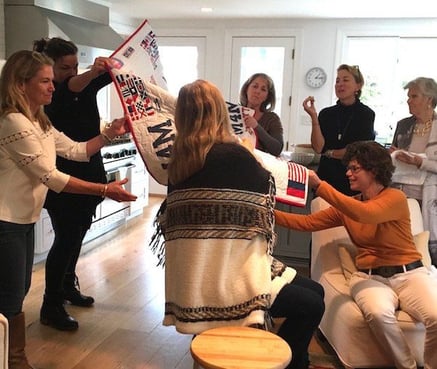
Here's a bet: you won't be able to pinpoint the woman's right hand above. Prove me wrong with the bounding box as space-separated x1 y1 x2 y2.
106 178 137 202
302 96 318 117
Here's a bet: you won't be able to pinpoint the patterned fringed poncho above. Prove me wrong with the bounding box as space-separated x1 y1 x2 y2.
151 143 297 334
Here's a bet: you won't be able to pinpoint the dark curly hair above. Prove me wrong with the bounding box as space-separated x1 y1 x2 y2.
342 141 394 187
33 37 78 61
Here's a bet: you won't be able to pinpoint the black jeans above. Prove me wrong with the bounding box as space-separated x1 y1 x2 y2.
270 274 325 369
44 209 93 301
0 220 34 319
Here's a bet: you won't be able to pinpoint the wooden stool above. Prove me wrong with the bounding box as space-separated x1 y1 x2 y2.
191 326 292 369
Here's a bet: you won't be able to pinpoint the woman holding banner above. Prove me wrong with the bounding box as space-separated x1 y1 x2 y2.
239 73 284 156
33 37 114 331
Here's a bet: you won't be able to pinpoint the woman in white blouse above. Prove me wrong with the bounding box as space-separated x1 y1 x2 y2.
391 77 437 266
0 50 137 369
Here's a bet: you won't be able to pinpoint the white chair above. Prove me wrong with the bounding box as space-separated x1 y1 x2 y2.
310 197 426 369
0 313 8 369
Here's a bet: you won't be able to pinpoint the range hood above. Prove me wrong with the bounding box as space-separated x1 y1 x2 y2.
5 0 123 58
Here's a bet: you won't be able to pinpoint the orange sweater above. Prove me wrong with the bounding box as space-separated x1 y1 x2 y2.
275 181 422 269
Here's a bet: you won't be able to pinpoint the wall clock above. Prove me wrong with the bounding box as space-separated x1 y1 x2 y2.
305 67 327 88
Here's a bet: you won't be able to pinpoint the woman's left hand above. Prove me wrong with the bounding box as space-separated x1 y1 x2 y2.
105 117 131 138
244 115 258 129
395 151 422 168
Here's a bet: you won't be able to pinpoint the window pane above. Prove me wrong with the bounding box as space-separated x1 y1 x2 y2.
159 46 199 96
240 46 285 116
345 36 437 145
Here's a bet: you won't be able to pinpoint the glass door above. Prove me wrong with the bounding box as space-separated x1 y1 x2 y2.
229 37 295 149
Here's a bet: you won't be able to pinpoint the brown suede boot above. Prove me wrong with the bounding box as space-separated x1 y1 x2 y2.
8 312 34 369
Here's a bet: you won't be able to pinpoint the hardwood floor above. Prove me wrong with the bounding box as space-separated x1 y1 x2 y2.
23 195 331 369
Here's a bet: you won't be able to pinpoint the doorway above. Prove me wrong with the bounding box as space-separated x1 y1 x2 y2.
229 36 295 149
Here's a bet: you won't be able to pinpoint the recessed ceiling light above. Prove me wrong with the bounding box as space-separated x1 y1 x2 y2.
201 7 213 13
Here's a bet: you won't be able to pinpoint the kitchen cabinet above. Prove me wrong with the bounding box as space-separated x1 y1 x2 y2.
34 209 55 255
126 154 149 217
273 189 314 264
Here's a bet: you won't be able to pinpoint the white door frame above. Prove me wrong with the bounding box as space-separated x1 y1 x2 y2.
224 28 303 150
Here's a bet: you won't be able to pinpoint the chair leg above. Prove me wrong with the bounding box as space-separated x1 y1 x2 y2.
192 361 200 369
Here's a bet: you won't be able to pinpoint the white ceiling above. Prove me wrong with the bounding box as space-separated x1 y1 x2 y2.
90 0 437 22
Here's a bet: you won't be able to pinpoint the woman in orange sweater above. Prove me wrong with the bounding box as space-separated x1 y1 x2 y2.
275 141 437 369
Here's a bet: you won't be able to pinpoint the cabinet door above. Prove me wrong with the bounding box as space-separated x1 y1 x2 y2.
273 194 313 262
34 209 54 254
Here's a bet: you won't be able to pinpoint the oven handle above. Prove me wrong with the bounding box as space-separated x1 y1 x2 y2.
106 164 136 175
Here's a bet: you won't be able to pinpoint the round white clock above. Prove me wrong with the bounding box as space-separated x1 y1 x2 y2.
305 67 327 88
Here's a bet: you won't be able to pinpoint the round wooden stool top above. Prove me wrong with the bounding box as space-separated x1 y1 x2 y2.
190 326 292 369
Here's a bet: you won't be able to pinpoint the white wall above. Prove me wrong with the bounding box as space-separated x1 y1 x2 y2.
111 17 437 149
2 10 436 193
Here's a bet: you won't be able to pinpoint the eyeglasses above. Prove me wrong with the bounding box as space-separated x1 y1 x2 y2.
346 165 362 174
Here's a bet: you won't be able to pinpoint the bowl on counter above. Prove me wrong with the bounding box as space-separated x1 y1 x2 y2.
282 151 315 166
295 144 321 164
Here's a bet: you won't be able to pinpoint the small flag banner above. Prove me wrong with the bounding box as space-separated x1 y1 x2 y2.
255 150 308 207
109 20 176 185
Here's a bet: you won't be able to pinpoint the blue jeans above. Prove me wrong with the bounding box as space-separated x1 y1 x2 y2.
0 220 35 319
44 208 92 300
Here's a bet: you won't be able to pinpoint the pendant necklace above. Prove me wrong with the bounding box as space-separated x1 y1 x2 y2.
337 106 355 142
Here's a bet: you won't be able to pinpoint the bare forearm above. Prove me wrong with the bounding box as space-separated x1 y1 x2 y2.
310 119 324 153
63 176 105 196
62 177 137 202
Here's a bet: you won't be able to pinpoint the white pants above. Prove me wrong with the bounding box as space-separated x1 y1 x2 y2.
350 267 437 369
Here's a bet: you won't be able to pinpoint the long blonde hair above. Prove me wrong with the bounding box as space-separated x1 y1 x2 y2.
0 50 53 131
168 79 237 184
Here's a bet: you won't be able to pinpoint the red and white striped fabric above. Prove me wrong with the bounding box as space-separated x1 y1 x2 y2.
255 150 308 207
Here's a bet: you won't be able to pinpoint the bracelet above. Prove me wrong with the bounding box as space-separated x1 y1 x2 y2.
101 131 113 145
100 184 108 198
324 149 334 158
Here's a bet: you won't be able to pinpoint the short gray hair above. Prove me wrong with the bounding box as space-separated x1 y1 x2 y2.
404 77 437 108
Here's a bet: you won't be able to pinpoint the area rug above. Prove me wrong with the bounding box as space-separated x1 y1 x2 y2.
309 352 344 369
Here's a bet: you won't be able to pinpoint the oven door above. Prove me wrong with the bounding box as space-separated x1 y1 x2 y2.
101 164 134 218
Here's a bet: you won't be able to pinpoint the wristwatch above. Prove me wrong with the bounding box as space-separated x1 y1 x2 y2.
324 149 334 158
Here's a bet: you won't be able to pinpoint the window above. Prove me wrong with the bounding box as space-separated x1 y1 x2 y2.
343 36 437 145
156 37 206 97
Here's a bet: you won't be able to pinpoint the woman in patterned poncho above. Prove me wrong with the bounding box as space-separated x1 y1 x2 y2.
151 79 325 369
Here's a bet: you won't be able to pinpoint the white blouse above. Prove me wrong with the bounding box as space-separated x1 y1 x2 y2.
0 113 88 224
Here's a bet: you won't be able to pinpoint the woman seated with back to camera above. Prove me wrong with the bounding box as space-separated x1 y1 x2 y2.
275 140 437 369
152 79 324 369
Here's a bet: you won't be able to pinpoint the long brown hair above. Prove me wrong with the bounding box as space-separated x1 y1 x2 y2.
0 50 53 131
168 79 237 184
